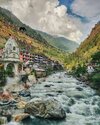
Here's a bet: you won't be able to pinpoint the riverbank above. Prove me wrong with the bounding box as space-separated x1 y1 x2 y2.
0 71 64 124
72 72 100 95
0 72 100 125
68 51 100 93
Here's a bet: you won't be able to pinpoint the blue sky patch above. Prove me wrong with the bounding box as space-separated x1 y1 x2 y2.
58 0 88 23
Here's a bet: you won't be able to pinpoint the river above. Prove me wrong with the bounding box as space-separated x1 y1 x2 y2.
8 72 100 125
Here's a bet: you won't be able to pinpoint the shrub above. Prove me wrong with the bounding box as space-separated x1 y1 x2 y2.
74 65 87 77
0 69 6 86
91 73 100 88
91 51 100 63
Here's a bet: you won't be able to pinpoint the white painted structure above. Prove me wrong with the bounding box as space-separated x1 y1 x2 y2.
2 37 20 75
87 65 94 74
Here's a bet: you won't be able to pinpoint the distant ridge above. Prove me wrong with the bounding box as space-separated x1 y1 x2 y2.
75 21 100 58
38 31 79 52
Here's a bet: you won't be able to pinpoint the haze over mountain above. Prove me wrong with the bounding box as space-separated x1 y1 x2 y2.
38 31 79 52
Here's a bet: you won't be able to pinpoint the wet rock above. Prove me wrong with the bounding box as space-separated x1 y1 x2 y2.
0 99 17 106
56 90 63 94
68 98 75 106
46 94 55 97
76 82 82 85
44 85 51 87
19 90 31 97
92 98 98 105
94 106 100 114
13 113 29 122
17 101 27 109
0 100 11 106
74 95 84 99
82 84 87 88
76 87 83 91
57 81 62 83
25 98 66 119
66 107 71 113
98 102 100 108
44 84 54 88
84 101 90 104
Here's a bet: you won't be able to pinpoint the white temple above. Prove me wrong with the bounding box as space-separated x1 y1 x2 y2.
2 36 20 75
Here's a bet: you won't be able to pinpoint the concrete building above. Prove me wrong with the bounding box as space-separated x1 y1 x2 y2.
2 36 20 75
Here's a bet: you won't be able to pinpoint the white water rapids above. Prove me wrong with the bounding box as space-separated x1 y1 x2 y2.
8 72 100 125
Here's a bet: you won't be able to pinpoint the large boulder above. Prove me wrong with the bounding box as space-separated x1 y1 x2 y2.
25 98 66 119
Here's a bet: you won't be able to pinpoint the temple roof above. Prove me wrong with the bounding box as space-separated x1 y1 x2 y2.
5 37 18 48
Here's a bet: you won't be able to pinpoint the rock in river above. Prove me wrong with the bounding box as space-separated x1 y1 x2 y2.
25 98 66 119
19 90 31 97
13 113 29 122
17 101 27 109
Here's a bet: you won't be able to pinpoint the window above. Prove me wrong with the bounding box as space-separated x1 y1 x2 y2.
13 47 16 50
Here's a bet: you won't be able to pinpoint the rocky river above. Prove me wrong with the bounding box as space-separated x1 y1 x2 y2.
0 72 100 125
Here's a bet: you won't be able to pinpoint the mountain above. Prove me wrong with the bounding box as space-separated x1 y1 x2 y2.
38 31 79 52
65 21 100 69
0 7 66 64
75 22 100 60
0 7 22 25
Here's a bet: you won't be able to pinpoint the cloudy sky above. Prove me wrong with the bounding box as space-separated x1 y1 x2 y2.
0 0 100 43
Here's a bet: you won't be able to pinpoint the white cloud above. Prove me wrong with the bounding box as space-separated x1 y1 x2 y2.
54 5 67 17
72 0 100 18
71 0 100 42
0 0 12 8
0 0 82 42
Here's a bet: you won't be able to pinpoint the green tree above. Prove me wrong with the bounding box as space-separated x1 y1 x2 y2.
91 51 100 63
